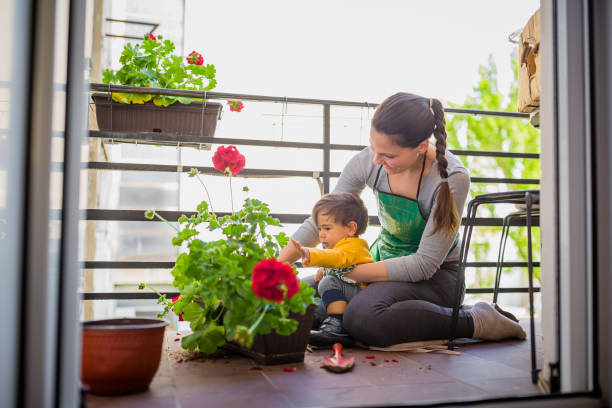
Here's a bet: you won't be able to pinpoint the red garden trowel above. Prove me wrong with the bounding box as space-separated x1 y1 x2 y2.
322 343 355 373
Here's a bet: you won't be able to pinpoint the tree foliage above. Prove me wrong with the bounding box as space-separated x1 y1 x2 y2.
446 54 541 288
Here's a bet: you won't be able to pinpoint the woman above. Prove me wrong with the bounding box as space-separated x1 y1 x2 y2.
278 92 526 347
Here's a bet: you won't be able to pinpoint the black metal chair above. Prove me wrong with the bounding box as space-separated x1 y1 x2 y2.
448 190 540 384
493 208 540 304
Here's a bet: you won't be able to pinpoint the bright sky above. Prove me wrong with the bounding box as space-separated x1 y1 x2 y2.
180 0 541 228
179 0 540 287
185 0 540 105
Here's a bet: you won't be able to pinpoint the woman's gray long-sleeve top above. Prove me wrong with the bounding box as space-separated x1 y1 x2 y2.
292 146 470 282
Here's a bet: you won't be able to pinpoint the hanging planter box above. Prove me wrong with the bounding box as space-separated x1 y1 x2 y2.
222 305 316 365
91 93 222 149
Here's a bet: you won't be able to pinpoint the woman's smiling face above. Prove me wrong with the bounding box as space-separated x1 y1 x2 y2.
369 128 422 174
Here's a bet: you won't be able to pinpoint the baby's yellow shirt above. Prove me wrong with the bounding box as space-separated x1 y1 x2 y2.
303 237 374 268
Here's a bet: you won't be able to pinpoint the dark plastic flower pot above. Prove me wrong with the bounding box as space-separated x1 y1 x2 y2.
222 305 316 365
91 93 222 137
81 318 168 396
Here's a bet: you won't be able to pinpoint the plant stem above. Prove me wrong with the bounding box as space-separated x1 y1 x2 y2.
153 211 179 232
141 283 173 308
248 304 270 333
229 175 234 215
195 174 214 213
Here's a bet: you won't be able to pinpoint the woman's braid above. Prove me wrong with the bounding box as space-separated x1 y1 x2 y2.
429 98 459 238
431 98 449 180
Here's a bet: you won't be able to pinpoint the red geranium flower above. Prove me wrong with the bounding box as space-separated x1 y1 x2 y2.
186 51 204 66
251 258 299 302
212 145 245 175
148 33 157 41
227 100 244 112
171 295 184 321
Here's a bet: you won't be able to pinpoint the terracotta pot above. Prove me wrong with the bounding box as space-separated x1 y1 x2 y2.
81 318 168 396
91 93 222 137
222 305 316 365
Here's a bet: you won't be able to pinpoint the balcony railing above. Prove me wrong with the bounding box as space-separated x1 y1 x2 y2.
83 84 539 301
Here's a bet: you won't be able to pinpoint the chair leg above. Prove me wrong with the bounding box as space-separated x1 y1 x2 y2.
526 192 540 384
494 215 511 304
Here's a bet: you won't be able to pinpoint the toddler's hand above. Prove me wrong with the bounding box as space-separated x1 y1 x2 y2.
290 238 310 264
314 268 324 282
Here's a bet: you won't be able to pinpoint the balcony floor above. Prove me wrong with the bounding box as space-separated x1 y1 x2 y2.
87 319 543 407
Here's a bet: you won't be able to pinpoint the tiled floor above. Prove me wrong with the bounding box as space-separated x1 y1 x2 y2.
87 320 543 407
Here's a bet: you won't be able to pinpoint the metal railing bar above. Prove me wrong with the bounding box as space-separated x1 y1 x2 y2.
89 83 530 118
467 261 540 268
84 261 174 269
90 131 340 150
47 208 537 228
451 150 539 159
105 18 158 26
86 162 541 185
470 177 540 185
466 287 540 294
81 286 541 300
81 210 538 227
83 210 313 223
82 261 539 269
87 162 324 178
88 131 540 160
82 292 179 300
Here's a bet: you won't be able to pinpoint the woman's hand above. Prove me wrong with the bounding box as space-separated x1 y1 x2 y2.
290 239 310 264
314 267 324 282
343 261 389 283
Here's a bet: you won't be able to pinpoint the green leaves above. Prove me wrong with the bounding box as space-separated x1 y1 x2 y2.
197 201 209 215
447 53 542 286
181 301 205 322
181 322 226 354
149 192 316 355
172 228 199 246
274 318 299 336
102 69 116 84
102 35 217 107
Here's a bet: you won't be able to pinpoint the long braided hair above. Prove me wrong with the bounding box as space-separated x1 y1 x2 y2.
371 92 460 238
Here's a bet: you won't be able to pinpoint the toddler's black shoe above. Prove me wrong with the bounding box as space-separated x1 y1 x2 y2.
308 316 354 349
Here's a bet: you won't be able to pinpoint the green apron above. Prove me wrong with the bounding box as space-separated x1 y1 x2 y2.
370 157 458 261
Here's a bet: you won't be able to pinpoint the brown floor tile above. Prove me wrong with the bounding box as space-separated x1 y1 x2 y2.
166 356 260 378
88 324 544 408
368 381 488 405
282 385 387 407
180 391 295 408
87 394 177 408
174 372 276 398
262 361 371 390
282 381 484 407
462 376 541 397
348 354 454 386
402 351 528 381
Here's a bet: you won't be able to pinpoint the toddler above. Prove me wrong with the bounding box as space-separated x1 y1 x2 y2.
291 192 374 347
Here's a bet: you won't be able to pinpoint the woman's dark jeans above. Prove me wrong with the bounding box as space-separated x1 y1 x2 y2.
305 262 474 347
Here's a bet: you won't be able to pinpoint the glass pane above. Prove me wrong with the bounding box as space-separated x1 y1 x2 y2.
0 0 30 405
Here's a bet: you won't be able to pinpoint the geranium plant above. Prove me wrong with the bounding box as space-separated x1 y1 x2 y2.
140 145 315 353
103 33 232 108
